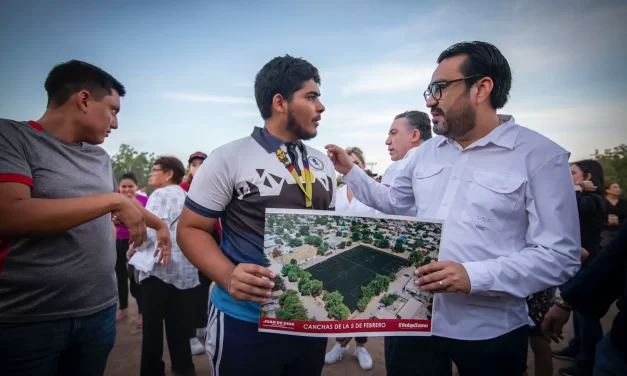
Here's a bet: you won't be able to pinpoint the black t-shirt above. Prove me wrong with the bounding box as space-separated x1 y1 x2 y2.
605 198 627 233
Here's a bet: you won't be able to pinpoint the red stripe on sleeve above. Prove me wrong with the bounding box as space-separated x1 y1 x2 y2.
0 174 33 187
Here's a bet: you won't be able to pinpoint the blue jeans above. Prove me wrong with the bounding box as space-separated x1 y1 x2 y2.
0 304 116 376
593 334 627 376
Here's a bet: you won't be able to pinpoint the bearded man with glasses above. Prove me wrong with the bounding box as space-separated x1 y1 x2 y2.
326 41 581 376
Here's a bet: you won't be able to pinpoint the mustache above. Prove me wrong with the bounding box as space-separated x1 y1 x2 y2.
431 108 444 116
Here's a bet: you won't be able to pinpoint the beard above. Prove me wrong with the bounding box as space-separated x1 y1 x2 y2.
287 107 316 141
433 97 476 140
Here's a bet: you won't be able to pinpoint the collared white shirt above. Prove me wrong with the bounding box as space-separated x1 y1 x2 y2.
381 146 420 187
343 115 581 340
335 185 379 214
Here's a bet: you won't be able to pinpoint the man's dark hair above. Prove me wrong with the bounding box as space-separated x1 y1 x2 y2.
395 111 432 142
120 171 138 185
44 60 126 108
437 41 511 109
154 156 186 185
254 55 321 120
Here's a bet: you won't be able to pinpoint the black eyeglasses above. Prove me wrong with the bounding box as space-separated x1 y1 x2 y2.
423 75 484 102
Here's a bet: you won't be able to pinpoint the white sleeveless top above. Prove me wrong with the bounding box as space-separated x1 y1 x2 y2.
335 185 379 214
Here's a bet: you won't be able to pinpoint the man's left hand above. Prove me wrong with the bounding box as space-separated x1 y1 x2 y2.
415 261 471 294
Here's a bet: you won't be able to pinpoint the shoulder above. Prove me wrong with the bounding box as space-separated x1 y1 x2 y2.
213 136 255 157
0 119 31 143
513 125 569 176
515 125 567 156
83 144 113 161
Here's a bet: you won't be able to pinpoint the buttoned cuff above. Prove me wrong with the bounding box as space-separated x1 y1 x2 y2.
461 261 493 294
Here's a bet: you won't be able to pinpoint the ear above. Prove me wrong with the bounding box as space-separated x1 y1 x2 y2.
410 129 421 143
76 90 91 113
272 93 288 116
474 77 494 106
165 169 174 183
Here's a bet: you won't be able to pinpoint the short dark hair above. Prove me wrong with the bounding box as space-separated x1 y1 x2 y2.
437 41 511 109
254 55 321 120
44 60 126 108
154 156 186 185
120 171 138 185
394 111 432 142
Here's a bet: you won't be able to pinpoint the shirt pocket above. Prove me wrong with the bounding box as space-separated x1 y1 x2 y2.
461 169 526 231
414 164 445 214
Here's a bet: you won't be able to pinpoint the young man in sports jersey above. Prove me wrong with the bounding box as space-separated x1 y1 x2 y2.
0 60 171 376
178 55 336 376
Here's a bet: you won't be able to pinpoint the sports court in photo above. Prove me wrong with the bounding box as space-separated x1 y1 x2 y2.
306 245 408 312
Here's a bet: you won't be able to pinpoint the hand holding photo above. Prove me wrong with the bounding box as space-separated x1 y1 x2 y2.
258 208 443 337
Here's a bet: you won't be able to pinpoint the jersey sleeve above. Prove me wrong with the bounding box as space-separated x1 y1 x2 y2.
0 122 33 187
185 148 233 219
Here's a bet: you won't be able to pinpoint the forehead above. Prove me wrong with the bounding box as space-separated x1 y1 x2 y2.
295 79 320 95
389 117 409 132
101 89 121 105
430 54 466 84
120 178 136 185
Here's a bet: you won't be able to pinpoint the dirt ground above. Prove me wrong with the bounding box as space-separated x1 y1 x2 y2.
282 244 318 263
105 299 617 376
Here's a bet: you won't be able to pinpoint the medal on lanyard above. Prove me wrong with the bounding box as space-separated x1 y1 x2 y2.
275 145 313 208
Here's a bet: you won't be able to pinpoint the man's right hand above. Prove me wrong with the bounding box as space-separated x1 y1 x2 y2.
227 263 276 304
112 194 147 248
325 144 354 175
541 305 571 343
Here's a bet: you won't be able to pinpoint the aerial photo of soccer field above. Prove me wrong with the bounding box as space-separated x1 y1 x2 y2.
306 245 407 312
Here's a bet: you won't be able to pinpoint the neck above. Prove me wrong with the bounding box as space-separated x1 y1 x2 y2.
37 109 83 144
265 118 298 142
607 194 618 200
456 112 501 149
399 143 420 159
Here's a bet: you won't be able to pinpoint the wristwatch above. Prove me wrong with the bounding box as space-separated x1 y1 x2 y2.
554 297 573 311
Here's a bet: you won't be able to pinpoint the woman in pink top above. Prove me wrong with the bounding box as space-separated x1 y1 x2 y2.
114 172 148 327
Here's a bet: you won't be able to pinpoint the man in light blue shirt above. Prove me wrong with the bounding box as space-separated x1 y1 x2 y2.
326 41 581 376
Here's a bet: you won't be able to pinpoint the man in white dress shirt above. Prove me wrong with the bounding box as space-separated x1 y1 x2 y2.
381 110 432 187
326 41 581 376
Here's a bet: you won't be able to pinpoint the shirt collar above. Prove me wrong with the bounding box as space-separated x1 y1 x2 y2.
436 115 519 150
403 146 420 160
251 126 293 153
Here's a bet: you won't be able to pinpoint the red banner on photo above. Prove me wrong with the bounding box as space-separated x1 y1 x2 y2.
259 318 431 334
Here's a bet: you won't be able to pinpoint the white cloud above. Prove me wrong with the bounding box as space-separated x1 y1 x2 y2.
164 93 255 104
340 63 436 96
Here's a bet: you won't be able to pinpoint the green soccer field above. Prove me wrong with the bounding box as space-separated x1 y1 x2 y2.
306 245 408 312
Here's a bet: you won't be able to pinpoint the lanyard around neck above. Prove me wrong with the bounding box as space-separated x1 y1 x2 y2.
274 144 313 208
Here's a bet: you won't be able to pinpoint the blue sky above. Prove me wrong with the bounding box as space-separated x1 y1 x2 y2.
1 0 626 173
